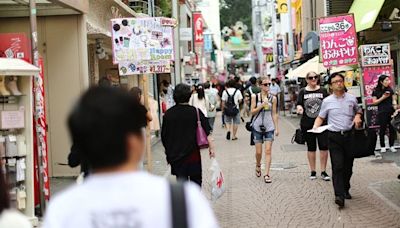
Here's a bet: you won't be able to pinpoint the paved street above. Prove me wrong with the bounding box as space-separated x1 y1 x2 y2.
196 113 400 228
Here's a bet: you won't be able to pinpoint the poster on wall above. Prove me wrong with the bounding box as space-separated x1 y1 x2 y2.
363 65 394 128
0 33 31 63
193 12 204 45
360 43 391 67
111 17 175 64
118 60 171 75
318 14 358 68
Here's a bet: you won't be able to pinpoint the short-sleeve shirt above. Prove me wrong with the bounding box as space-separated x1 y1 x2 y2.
221 88 243 109
269 83 281 96
318 93 360 132
296 87 329 129
372 87 394 114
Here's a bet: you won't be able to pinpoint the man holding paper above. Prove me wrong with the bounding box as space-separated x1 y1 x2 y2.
313 73 363 209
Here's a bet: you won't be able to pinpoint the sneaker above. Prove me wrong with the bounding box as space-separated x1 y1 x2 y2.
309 171 317 180
321 171 331 181
380 148 387 153
390 146 397 153
375 152 382 159
226 131 231 140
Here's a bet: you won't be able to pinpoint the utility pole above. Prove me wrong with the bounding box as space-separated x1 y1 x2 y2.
29 0 46 215
172 0 181 84
288 0 295 61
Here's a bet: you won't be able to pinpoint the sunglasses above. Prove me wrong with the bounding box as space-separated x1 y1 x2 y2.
262 83 271 87
307 76 319 80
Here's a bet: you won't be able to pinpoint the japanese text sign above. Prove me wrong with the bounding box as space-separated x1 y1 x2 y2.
118 60 171 75
111 17 174 64
204 34 213 53
277 39 284 63
318 14 358 68
360 43 391 67
193 12 204 44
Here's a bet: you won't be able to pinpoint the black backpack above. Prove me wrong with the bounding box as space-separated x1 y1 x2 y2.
224 89 239 117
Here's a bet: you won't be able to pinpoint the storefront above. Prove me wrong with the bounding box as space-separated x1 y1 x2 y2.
0 1 89 177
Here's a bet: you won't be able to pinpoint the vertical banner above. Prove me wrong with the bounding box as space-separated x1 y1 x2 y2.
319 14 358 67
363 65 394 128
204 34 213 53
193 12 204 45
277 39 284 63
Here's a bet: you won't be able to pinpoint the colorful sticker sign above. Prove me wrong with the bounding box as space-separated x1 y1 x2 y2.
360 43 391 67
111 17 174 64
118 60 171 75
363 65 394 128
318 14 358 68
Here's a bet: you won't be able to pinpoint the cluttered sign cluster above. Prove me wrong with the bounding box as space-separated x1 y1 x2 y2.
318 14 394 129
111 17 175 75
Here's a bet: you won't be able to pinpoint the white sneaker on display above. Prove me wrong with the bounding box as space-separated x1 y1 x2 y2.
380 148 387 153
390 147 397 153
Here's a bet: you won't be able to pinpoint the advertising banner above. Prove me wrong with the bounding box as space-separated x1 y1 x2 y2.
111 17 174 64
193 12 204 45
0 33 31 63
363 65 394 128
204 34 213 53
118 60 171 75
360 43 391 67
318 14 358 68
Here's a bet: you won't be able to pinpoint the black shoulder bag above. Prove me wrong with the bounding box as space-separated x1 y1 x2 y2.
170 181 188 228
245 94 262 132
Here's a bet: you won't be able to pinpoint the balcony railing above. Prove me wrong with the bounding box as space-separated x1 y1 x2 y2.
127 0 163 16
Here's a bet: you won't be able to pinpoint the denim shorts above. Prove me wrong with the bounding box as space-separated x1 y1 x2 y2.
224 113 241 125
252 130 275 144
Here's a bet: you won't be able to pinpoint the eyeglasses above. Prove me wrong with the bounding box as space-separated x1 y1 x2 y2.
331 79 344 84
307 76 319 80
262 83 271 87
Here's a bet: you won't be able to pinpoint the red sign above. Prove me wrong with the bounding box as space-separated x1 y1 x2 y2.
193 12 204 44
319 14 358 68
0 33 31 63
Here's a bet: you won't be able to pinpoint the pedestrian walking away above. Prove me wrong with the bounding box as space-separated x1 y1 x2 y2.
313 73 363 209
222 79 243 141
250 77 279 183
162 84 216 187
204 82 220 133
190 84 209 118
296 72 330 181
43 86 219 228
372 74 398 155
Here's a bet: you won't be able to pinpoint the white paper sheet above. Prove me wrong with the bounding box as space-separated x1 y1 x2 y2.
307 125 331 133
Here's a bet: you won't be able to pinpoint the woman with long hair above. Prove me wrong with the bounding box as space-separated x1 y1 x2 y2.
0 164 32 227
189 84 209 118
130 87 153 122
296 71 330 181
372 74 398 154
251 77 279 183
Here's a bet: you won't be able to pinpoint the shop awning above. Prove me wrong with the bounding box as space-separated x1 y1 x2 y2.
0 58 39 76
348 0 385 32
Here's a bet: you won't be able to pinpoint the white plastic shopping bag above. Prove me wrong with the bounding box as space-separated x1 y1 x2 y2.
209 158 225 201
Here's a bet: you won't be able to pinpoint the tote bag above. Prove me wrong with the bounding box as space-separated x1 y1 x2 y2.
196 108 209 149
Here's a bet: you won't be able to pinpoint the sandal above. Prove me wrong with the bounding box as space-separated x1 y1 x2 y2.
232 137 238 141
264 175 272 183
255 165 261 177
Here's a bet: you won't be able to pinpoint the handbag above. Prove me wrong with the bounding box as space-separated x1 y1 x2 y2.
351 127 377 158
291 128 306 144
196 108 209 149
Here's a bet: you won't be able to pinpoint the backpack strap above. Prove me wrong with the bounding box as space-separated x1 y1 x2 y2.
170 181 188 228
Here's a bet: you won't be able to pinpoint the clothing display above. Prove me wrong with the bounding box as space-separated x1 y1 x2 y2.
6 76 22 96
148 96 160 131
0 75 11 96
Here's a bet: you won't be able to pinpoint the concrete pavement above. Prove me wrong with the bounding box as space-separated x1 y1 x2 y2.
198 113 400 228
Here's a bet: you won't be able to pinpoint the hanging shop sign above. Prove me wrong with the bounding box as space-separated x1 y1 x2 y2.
318 14 358 68
363 65 394 128
360 43 391 67
180 28 193 41
193 12 204 45
277 39 284 63
0 33 31 63
118 60 171 75
111 17 175 64
204 33 213 53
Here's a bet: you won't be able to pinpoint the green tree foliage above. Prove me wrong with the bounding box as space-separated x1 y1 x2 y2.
157 0 172 17
220 0 252 34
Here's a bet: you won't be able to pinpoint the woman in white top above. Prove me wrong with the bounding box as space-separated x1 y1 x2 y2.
0 163 32 228
190 85 209 118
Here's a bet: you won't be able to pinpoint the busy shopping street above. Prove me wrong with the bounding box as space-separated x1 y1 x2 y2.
1 0 400 227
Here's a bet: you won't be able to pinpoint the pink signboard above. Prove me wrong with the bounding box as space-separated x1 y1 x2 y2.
363 65 394 128
319 14 358 68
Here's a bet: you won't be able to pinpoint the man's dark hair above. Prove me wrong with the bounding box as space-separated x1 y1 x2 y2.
226 79 236 88
234 76 240 83
249 77 257 85
161 80 170 87
129 87 142 102
173 83 192 104
328 72 345 85
68 86 147 170
98 76 111 87
204 81 211 89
